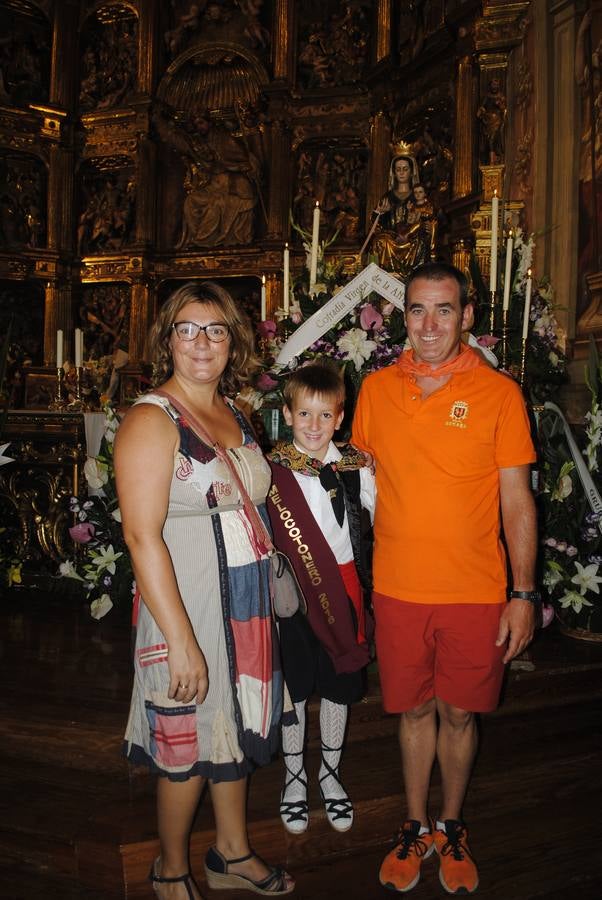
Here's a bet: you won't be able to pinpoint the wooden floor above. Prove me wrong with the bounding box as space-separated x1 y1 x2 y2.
1 588 601 899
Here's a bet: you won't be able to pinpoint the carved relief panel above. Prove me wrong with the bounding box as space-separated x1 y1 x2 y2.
0 279 45 408
0 152 47 249
162 0 271 62
0 1 51 109
292 142 368 244
77 157 136 254
296 0 372 89
78 2 138 112
153 41 267 250
78 281 131 362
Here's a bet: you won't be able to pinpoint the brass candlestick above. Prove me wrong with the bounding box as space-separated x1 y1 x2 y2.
67 366 85 411
48 367 66 410
489 290 497 333
500 308 510 370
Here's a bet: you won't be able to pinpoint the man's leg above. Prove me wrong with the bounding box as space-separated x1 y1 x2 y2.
432 699 479 895
435 699 477 821
400 697 437 825
379 699 437 892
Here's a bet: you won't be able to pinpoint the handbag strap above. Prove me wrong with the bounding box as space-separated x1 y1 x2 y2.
155 389 274 555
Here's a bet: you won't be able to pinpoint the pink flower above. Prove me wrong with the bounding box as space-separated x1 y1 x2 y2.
257 320 277 338
257 372 279 391
541 604 555 628
69 522 95 543
476 335 500 348
360 304 383 331
291 311 303 324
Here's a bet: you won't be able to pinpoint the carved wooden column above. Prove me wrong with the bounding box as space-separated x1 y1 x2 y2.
453 56 475 200
375 0 392 63
49 0 78 108
366 111 391 227
44 282 73 365
47 144 75 253
266 118 291 241
137 0 160 95
129 281 154 363
273 0 294 81
135 135 157 249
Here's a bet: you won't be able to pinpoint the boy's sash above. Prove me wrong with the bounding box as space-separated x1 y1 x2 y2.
267 463 370 675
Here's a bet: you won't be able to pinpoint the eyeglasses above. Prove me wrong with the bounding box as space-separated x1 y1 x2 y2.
172 321 230 343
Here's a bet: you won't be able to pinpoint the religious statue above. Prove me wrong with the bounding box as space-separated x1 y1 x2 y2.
477 77 507 165
155 105 264 248
370 152 434 276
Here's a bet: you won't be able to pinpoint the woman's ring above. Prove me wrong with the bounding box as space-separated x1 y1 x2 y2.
179 683 188 689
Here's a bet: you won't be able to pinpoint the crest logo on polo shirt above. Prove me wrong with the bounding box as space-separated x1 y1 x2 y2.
446 400 468 429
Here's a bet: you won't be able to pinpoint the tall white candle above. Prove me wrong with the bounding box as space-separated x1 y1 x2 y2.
283 242 290 314
522 269 533 341
309 201 320 291
489 191 499 292
56 329 63 368
260 275 266 321
502 231 513 312
75 328 82 367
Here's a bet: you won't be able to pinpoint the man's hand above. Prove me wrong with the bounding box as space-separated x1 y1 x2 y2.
495 598 536 664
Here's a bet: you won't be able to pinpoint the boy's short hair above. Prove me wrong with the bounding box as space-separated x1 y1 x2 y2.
283 362 346 412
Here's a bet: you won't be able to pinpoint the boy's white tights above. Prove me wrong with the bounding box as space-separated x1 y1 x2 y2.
281 698 348 802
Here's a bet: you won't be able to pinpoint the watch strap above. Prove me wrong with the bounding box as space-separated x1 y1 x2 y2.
510 590 541 603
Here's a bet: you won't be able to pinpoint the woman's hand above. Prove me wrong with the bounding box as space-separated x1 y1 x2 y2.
167 637 209 705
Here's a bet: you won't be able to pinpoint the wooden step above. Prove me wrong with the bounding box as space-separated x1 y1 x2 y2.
2 589 602 897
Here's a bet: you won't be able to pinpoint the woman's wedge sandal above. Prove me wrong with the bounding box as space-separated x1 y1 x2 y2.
149 857 201 899
318 746 354 833
279 749 309 834
204 847 294 895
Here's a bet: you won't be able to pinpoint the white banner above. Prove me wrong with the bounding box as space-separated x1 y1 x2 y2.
275 263 405 368
0 442 14 467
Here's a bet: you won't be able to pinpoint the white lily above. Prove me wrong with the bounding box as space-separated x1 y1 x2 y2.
571 561 602 596
91 543 123 576
337 328 377 371
90 593 114 620
558 590 594 614
84 457 109 490
59 560 85 581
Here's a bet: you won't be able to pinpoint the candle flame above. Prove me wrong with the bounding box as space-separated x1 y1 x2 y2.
493 188 498 197
262 274 266 285
527 268 532 277
315 200 319 208
285 241 288 249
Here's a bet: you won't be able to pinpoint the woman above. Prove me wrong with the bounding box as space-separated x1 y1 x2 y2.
372 154 431 275
115 281 294 899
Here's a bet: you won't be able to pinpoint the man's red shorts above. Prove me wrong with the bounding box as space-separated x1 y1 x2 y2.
373 592 506 713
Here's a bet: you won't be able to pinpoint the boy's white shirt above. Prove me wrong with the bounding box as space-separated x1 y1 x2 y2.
291 440 376 565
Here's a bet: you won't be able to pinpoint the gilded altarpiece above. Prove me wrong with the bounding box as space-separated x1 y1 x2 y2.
1 0 569 577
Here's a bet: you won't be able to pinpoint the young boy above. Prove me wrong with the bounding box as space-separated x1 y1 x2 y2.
266 362 375 835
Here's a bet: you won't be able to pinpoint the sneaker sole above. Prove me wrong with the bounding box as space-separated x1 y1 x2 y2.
379 843 435 893
439 870 479 895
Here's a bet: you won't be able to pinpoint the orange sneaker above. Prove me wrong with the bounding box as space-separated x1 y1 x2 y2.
433 819 479 894
379 820 434 893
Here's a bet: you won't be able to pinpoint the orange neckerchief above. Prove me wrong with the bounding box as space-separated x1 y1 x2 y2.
396 344 480 380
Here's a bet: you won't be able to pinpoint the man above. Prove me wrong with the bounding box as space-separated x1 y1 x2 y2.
352 262 538 895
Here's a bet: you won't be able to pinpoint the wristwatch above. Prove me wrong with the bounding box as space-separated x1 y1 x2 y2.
510 590 542 604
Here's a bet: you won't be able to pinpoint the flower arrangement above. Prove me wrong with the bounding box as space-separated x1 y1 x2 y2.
246 229 568 422
537 342 602 634
471 229 568 403
58 403 133 618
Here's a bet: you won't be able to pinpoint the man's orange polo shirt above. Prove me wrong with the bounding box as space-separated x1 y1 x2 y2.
352 348 536 605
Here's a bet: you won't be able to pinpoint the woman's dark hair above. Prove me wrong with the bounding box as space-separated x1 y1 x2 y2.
147 281 260 395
